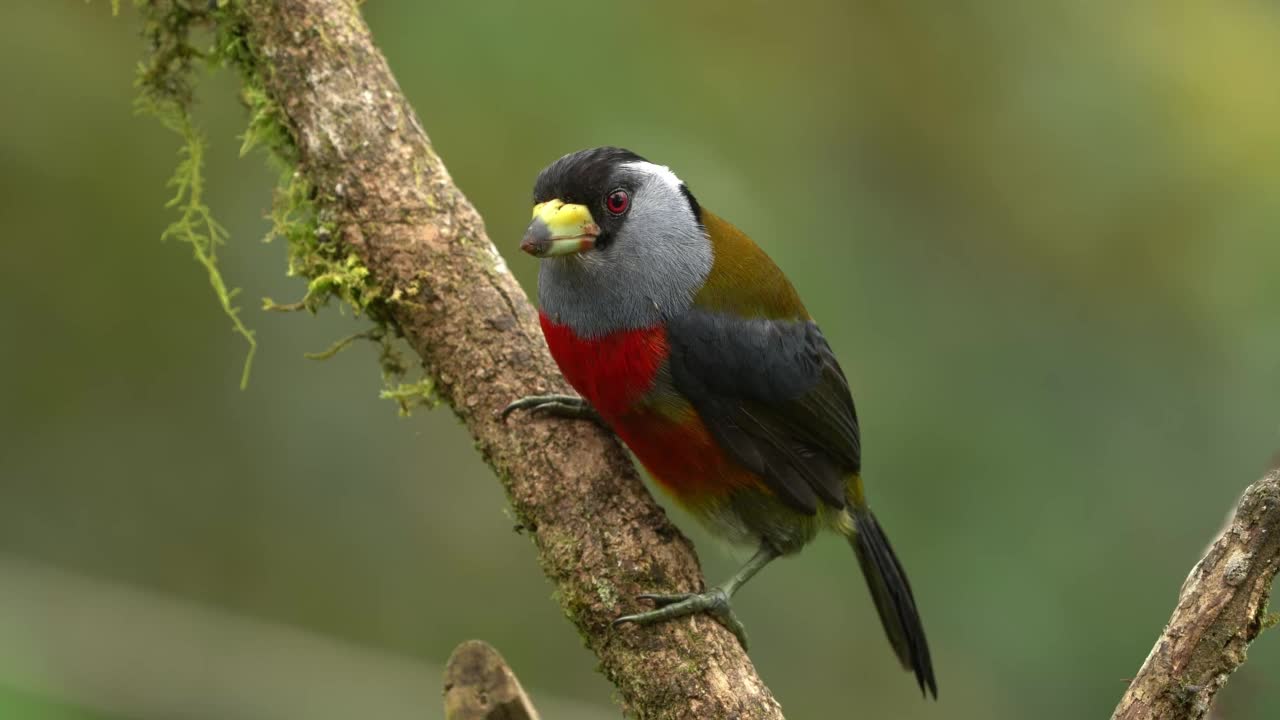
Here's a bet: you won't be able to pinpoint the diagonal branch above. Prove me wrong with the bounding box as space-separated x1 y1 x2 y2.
1112 467 1280 720
219 1 784 718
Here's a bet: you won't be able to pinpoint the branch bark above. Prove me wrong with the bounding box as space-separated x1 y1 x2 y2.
1112 468 1280 720
444 641 541 720
228 2 783 718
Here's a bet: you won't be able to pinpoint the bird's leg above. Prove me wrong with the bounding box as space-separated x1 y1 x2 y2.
501 394 604 425
613 542 780 650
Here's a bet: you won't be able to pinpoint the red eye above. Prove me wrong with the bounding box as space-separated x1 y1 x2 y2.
605 189 630 215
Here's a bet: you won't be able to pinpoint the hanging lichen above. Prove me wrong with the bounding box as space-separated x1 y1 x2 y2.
125 0 433 410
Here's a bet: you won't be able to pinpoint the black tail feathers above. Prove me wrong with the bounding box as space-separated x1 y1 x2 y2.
850 507 937 699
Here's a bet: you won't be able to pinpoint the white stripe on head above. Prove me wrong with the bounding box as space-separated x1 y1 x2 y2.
623 160 684 192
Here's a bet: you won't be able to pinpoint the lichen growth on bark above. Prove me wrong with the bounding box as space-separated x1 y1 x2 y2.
134 0 257 387
379 378 439 416
130 0 432 407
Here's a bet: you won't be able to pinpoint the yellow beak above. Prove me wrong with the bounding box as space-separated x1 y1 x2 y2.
521 199 601 257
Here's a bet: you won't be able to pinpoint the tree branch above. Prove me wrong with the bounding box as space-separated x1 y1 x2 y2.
220 1 783 717
1112 467 1280 720
444 641 541 720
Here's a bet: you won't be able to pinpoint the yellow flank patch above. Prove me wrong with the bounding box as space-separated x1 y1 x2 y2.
649 394 699 424
849 473 866 507
834 508 856 536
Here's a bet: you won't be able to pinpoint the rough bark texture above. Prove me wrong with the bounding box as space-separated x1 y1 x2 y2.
1112 468 1280 720
233 1 784 718
444 641 541 720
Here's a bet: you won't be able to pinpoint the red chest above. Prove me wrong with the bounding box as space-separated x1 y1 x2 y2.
539 313 669 419
538 312 765 506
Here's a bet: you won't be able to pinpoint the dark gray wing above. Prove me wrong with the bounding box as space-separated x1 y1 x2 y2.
665 309 861 515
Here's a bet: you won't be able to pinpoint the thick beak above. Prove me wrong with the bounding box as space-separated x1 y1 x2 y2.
521 199 600 257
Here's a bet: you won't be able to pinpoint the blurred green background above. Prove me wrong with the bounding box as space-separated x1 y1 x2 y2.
3 2 1279 718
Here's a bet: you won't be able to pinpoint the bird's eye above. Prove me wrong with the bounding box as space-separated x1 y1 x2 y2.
605 189 630 215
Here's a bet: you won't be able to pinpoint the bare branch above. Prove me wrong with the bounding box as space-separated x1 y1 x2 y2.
220 1 784 717
444 641 541 720
1112 468 1280 720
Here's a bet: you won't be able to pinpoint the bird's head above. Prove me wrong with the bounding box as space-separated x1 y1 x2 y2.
522 147 712 335
522 147 704 261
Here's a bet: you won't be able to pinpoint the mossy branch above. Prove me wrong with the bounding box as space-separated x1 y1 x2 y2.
1112 467 1280 720
126 0 785 717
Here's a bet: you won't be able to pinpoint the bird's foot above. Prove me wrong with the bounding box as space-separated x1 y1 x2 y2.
613 588 749 650
501 394 604 425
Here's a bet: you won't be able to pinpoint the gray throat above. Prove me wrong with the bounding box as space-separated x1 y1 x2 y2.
537 232 712 338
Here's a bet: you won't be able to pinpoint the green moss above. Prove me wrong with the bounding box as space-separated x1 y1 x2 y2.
135 0 257 388
593 578 619 609
237 86 292 163
379 377 438 416
161 118 257 389
302 328 377 361
1262 610 1280 631
129 0 432 409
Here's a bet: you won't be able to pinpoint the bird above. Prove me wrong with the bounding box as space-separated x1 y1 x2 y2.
504 146 936 698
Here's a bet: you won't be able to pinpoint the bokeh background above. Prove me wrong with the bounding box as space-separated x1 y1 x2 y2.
3 2 1279 718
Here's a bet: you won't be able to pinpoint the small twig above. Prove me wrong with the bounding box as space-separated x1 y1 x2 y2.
303 328 379 360
444 641 541 720
1112 467 1280 720
262 297 307 313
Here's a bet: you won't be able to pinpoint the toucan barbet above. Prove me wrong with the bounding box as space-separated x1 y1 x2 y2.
505 147 937 698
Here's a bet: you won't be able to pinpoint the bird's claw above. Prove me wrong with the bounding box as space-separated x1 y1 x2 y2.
613 588 749 650
500 394 604 425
